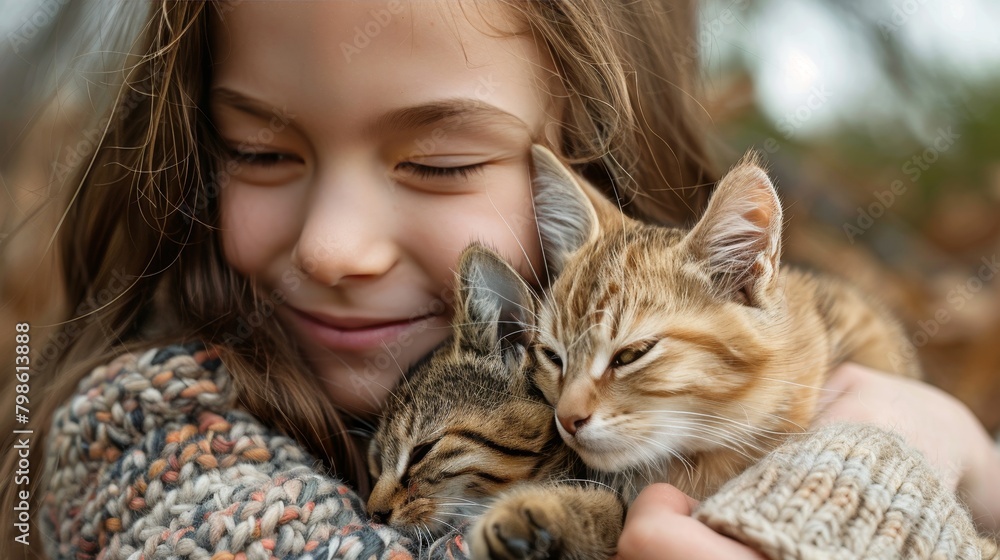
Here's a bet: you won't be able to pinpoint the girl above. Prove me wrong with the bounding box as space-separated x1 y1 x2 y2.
2 1 997 558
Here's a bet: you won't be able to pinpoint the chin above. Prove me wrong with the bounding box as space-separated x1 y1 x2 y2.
572 427 688 473
570 438 642 472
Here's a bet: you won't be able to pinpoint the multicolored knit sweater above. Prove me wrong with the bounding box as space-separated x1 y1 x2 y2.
42 341 998 559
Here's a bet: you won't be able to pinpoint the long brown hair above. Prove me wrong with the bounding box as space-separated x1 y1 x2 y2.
504 0 716 225
0 2 715 557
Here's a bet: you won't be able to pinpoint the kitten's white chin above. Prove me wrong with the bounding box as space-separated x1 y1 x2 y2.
568 437 645 472
560 418 672 472
569 428 682 472
574 447 636 472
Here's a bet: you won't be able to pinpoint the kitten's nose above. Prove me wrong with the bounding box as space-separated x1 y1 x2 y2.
558 413 591 436
371 509 393 525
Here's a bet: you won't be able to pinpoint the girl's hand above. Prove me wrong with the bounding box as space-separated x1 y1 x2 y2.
613 483 766 560
816 362 1000 533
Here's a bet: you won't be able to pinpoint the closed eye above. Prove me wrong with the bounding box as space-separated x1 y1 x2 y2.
408 439 439 470
228 148 300 167
537 346 563 369
396 161 484 179
611 340 657 368
399 439 440 488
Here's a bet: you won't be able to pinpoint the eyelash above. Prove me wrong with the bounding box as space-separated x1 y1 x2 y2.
228 149 294 167
226 149 484 179
396 161 484 179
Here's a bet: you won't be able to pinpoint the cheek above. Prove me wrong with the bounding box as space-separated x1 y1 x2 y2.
486 187 544 284
404 171 543 289
219 184 301 275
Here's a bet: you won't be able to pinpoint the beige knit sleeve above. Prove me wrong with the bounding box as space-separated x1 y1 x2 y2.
693 423 999 560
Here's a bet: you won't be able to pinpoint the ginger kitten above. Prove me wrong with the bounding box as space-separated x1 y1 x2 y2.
528 144 921 501
472 146 920 559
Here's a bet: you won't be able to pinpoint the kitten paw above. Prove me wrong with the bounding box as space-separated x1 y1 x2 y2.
469 484 622 560
474 500 562 560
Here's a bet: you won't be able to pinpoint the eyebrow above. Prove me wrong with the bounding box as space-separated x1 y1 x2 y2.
366 98 530 138
210 87 530 139
209 87 288 121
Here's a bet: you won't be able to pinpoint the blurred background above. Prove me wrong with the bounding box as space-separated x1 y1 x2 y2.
697 0 1000 433
1 1 998 433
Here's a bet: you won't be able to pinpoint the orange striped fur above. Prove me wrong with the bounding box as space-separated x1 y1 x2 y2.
530 145 921 500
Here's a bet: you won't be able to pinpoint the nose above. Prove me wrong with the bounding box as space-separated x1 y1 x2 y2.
292 168 399 286
367 479 395 524
557 412 591 436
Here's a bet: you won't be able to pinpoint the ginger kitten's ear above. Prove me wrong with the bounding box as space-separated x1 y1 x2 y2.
454 243 535 357
685 152 783 305
530 145 603 277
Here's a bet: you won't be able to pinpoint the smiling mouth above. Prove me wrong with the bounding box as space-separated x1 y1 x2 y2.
288 307 443 352
303 310 429 330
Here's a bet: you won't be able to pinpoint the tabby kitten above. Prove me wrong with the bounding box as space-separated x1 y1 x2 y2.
366 244 580 536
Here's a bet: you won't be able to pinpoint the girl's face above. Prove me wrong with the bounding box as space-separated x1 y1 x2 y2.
211 2 557 417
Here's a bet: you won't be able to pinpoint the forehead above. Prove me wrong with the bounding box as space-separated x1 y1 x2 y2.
565 227 689 283
209 1 559 140
543 227 704 329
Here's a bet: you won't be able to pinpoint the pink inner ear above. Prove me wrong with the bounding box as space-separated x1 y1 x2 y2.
688 159 783 290
718 165 781 237
742 205 772 230
737 166 779 220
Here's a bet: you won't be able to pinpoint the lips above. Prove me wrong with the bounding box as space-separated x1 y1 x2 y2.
299 309 417 330
287 307 441 352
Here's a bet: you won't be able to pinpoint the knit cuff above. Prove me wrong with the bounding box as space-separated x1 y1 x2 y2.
693 423 999 560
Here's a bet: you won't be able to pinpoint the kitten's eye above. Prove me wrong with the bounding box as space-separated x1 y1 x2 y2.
611 341 656 368
399 439 439 488
539 347 563 369
408 440 438 469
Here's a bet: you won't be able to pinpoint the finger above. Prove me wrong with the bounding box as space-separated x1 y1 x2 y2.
621 508 766 560
620 485 765 560
821 362 862 392
627 483 698 517
960 436 1000 532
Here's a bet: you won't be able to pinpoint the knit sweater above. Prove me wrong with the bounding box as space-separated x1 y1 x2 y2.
41 342 997 559
41 342 465 560
694 425 999 559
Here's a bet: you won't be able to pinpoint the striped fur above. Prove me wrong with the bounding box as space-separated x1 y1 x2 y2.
530 145 922 500
369 245 625 559
367 245 573 541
